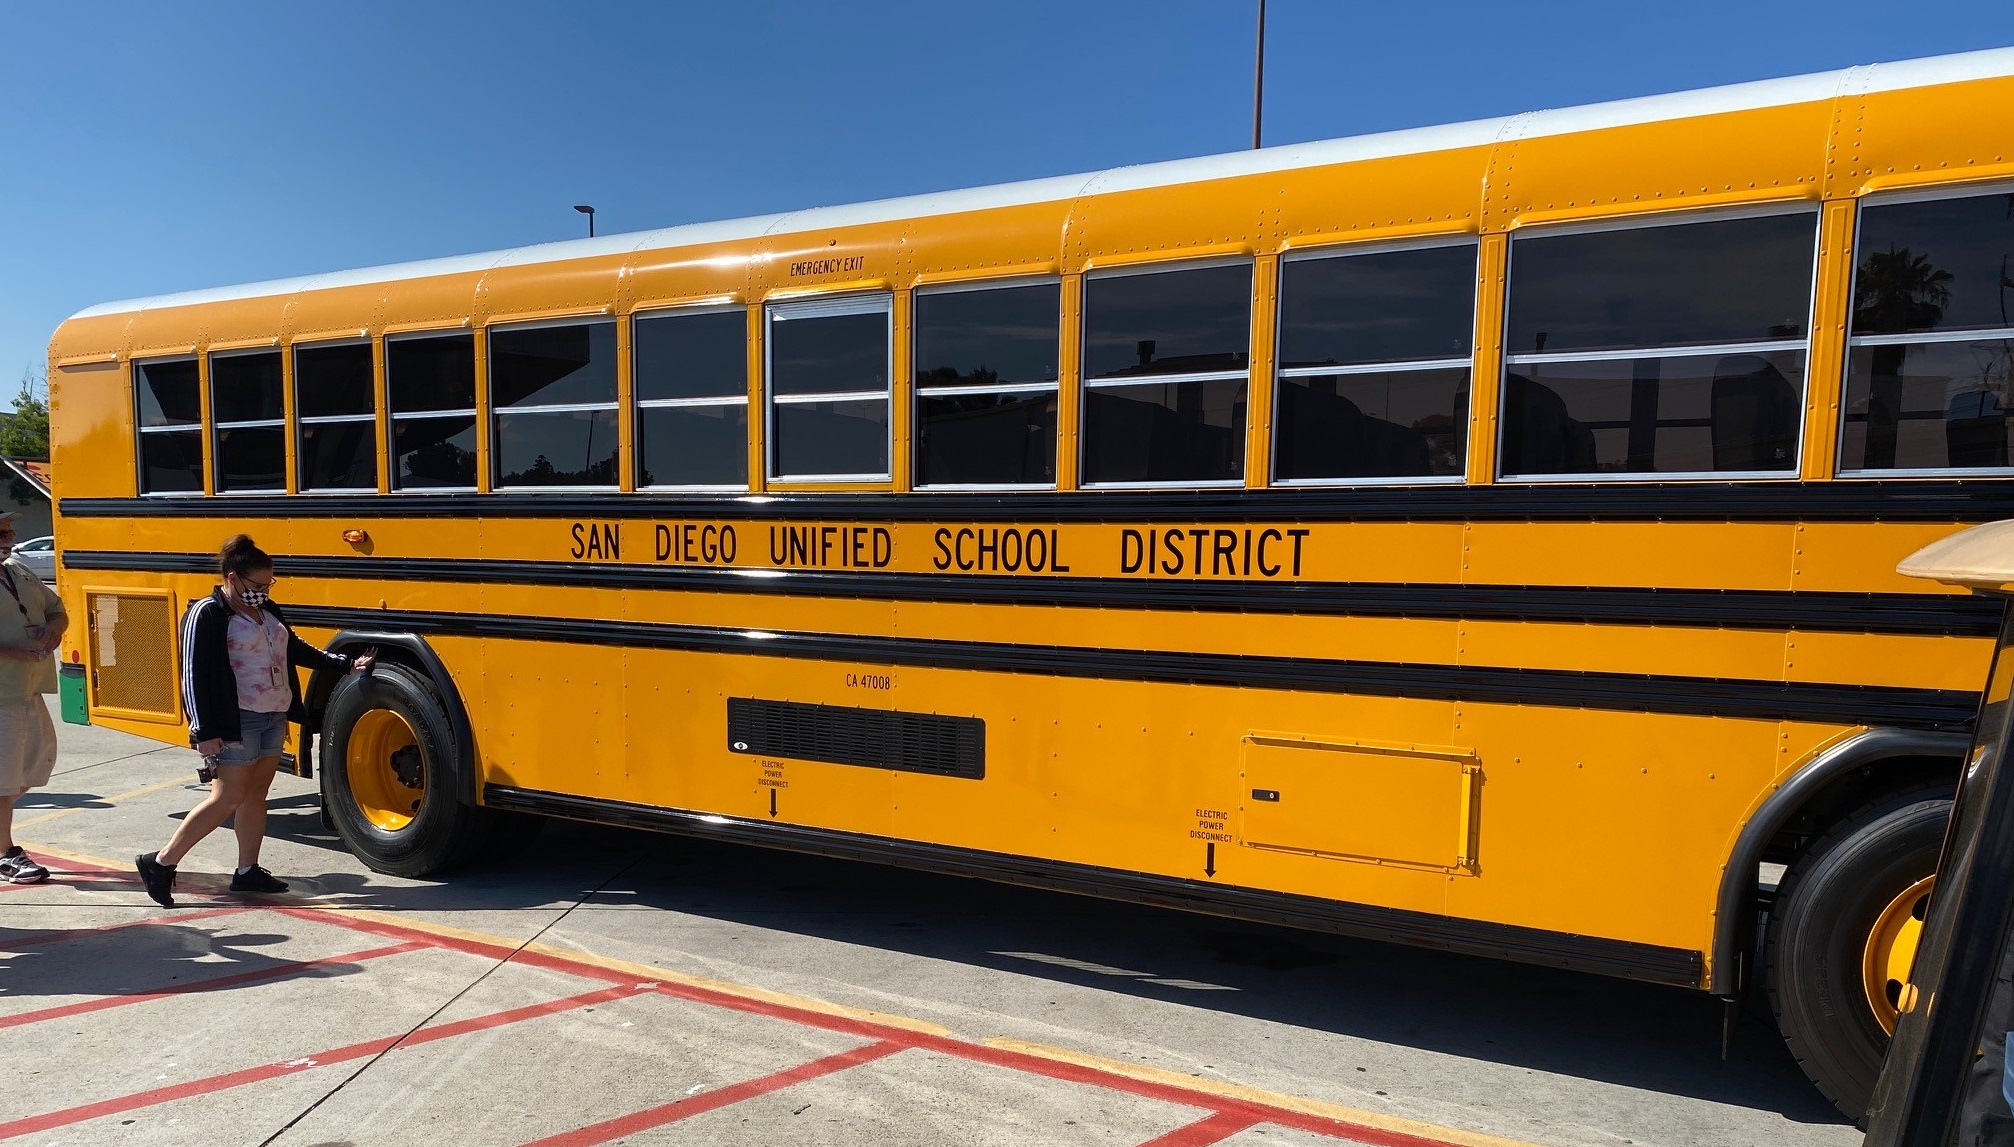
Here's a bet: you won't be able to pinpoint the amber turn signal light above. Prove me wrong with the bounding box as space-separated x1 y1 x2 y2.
342 529 369 544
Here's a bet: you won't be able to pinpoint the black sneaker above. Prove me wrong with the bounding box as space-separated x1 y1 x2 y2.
0 846 49 884
229 865 289 894
135 851 177 907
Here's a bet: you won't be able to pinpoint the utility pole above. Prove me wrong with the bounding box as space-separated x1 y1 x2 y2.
1252 0 1266 149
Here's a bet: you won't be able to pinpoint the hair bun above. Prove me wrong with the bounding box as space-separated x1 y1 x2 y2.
219 534 272 579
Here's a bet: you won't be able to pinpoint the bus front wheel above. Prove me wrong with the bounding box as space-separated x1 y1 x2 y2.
1765 786 1950 1120
320 661 494 877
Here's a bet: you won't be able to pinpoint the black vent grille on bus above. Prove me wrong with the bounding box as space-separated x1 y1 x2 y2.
726 698 985 780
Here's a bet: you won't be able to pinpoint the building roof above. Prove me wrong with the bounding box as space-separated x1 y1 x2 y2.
2 458 51 501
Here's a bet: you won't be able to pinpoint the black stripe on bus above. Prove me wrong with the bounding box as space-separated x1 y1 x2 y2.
271 602 1979 731
55 478 2014 524
483 782 1706 988
60 550 2001 637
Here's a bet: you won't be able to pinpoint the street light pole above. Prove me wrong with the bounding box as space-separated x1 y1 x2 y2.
1252 0 1266 150
574 204 596 238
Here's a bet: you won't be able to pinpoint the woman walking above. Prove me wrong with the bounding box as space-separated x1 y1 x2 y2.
135 535 370 907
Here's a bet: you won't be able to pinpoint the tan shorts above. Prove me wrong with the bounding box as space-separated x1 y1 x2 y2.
0 698 57 799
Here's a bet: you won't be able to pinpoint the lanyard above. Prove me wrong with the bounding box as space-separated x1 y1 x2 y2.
243 607 284 689
0 565 29 625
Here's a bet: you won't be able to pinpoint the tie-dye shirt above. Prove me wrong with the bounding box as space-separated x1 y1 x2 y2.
225 608 291 713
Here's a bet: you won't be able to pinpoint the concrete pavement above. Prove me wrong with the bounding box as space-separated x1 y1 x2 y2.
2 702 1859 1146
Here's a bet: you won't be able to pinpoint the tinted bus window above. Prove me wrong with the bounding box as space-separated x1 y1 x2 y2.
210 351 284 494
1505 213 1816 353
210 352 282 424
1083 265 1250 485
491 322 617 488
635 308 747 488
1275 244 1474 482
298 421 377 492
387 333 476 490
1501 212 1816 477
295 342 377 493
296 342 374 418
136 357 201 427
915 282 1059 487
135 358 202 494
1841 191 2014 473
767 296 890 480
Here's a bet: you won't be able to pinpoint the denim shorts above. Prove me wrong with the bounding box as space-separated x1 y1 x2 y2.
218 710 289 767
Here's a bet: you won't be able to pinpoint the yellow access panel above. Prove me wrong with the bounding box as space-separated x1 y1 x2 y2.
84 587 180 722
1239 734 1481 874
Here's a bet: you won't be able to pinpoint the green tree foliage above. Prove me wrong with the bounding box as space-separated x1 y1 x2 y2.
0 372 49 504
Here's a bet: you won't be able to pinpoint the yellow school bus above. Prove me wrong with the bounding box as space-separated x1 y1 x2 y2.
46 47 2014 1116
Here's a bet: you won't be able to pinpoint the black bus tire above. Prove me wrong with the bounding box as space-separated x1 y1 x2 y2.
1765 786 1951 1120
319 662 495 877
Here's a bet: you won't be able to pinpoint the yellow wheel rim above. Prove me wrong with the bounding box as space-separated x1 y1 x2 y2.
345 709 425 832
1862 874 1934 1035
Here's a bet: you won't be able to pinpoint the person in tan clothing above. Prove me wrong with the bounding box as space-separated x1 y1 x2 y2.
0 511 66 884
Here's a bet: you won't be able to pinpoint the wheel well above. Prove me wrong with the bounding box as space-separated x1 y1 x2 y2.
1759 755 1959 868
1710 728 1966 997
303 631 479 807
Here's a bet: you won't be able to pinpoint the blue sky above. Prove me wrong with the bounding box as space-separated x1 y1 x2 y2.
2 1 2010 393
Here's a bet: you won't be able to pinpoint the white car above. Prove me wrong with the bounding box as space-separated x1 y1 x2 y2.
12 536 54 582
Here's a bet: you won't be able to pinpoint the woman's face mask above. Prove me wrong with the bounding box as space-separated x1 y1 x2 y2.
233 573 274 607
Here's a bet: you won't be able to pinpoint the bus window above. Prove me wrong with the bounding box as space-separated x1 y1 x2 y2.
1082 263 1250 486
209 350 284 494
133 357 203 494
633 307 748 490
1274 243 1474 483
489 321 618 489
1500 211 1817 478
1842 190 2014 474
914 281 1059 488
766 294 892 481
387 332 477 491
295 341 377 493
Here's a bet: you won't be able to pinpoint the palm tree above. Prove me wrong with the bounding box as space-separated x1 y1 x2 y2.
1854 247 1952 468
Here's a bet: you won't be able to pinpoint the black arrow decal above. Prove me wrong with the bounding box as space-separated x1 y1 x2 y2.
769 788 778 818
1204 842 1216 877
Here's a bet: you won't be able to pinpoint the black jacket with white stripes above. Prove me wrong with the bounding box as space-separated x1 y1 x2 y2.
180 589 350 746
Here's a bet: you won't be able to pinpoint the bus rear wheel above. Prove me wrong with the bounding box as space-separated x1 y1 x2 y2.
1765 786 1950 1120
320 661 494 877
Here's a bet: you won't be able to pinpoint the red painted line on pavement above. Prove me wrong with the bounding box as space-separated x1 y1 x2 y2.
0 941 422 1031
272 906 636 986
1135 1111 1264 1147
515 1040 907 1147
287 905 1462 1146
0 982 647 1139
290 906 902 1042
920 1038 1456 1147
2 906 253 949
